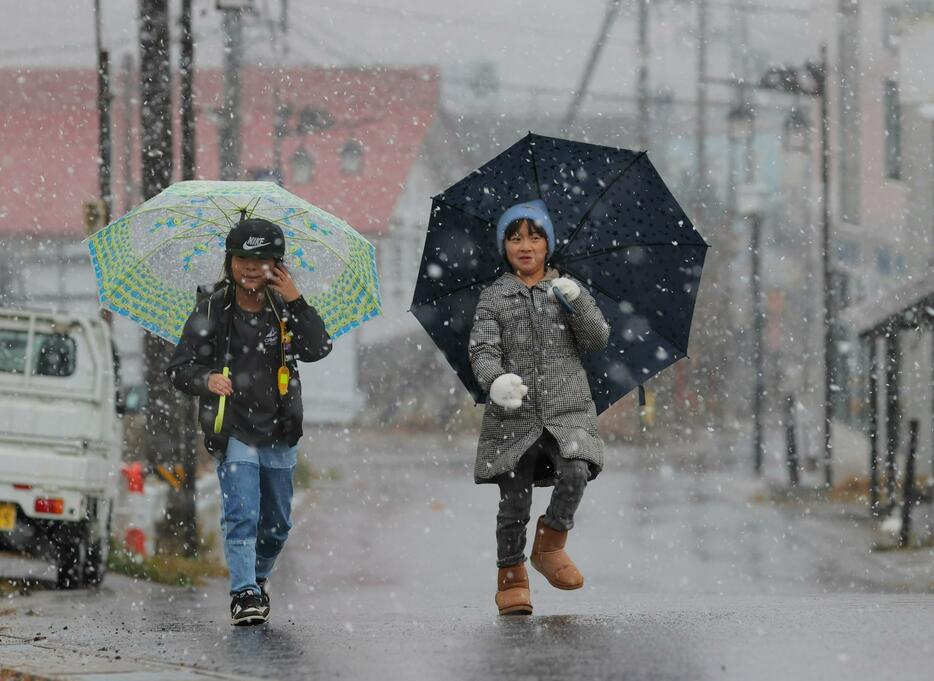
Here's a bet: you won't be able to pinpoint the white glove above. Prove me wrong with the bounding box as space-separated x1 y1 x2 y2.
489 373 528 409
549 277 581 303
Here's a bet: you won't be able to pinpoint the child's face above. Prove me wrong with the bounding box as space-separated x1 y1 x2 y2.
505 220 548 278
230 255 276 293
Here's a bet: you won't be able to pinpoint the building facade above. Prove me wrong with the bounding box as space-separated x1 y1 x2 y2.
0 65 441 424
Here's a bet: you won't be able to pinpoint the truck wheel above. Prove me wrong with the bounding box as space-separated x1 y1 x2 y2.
83 503 111 587
55 527 88 590
83 539 106 586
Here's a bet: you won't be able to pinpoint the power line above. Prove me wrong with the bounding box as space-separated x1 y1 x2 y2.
278 22 735 111
564 0 622 130
287 23 367 66
706 0 809 15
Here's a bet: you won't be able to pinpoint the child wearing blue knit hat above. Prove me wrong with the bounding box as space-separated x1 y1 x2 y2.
469 199 610 616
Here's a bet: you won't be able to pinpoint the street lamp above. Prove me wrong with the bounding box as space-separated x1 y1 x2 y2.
759 44 834 488
728 99 757 182
731 100 765 476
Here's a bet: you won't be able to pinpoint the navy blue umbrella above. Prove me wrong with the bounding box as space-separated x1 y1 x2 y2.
410 132 709 414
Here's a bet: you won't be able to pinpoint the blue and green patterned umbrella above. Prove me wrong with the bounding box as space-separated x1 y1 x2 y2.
87 181 381 343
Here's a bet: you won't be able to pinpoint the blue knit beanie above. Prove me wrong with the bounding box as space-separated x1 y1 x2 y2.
495 199 555 257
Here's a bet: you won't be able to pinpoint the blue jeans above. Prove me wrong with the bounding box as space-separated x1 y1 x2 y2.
216 437 297 596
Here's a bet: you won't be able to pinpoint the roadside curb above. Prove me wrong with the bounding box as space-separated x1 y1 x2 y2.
0 634 258 681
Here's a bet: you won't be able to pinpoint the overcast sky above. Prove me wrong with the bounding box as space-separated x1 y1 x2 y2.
2 0 813 116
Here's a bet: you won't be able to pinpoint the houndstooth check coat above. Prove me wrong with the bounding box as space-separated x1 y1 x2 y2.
469 269 610 486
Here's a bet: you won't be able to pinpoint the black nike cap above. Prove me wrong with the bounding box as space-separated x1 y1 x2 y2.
225 218 285 259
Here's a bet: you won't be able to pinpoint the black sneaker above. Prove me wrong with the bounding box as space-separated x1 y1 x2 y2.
257 579 271 620
230 589 267 626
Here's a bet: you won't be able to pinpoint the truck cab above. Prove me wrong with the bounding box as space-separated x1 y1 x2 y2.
0 308 121 588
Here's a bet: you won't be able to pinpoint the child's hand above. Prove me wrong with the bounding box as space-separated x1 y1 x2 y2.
490 373 528 409
207 372 233 396
549 277 581 303
265 263 301 303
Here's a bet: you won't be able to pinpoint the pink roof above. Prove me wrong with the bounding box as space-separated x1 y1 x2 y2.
0 65 439 237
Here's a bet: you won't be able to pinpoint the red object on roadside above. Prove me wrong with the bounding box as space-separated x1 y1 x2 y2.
121 462 145 493
124 528 147 556
120 462 148 556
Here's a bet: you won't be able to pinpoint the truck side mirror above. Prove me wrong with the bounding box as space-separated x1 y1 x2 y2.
120 385 147 415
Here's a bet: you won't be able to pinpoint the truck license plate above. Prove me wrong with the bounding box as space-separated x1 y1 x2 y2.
0 503 15 532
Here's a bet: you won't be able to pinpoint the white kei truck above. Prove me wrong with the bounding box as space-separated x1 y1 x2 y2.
0 308 121 588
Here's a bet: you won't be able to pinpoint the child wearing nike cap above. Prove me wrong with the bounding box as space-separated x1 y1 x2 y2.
167 218 332 625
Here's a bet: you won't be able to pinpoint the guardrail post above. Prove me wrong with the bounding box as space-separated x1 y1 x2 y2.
868 335 881 516
784 393 799 487
899 419 919 548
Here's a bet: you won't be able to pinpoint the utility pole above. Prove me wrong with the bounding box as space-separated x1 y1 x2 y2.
280 0 289 42
695 0 708 220
818 43 834 488
94 0 112 224
737 3 764 475
750 210 764 473
220 3 245 181
564 0 621 132
171 0 199 557
758 46 833 487
180 0 195 182
637 0 649 150
140 0 192 555
139 0 172 200
270 0 288 184
121 53 135 214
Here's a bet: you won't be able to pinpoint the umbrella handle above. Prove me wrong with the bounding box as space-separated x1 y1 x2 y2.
552 286 575 315
213 366 230 434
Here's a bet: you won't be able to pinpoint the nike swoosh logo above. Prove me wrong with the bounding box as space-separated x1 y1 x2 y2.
243 240 270 250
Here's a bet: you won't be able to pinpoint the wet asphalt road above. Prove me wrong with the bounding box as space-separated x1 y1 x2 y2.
3 429 934 680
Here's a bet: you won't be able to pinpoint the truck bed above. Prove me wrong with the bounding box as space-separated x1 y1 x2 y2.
0 440 114 494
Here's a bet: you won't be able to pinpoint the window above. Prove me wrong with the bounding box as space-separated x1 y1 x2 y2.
0 330 27 374
0 331 76 377
884 79 902 180
875 248 892 276
838 240 861 265
340 139 364 175
838 5 861 223
291 147 315 185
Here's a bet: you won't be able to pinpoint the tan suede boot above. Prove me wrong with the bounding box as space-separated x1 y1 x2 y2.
529 516 584 590
495 562 533 616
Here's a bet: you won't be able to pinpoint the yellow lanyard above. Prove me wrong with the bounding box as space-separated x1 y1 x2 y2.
267 291 292 396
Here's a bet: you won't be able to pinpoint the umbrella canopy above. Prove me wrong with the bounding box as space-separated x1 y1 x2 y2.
411 133 708 414
88 181 380 344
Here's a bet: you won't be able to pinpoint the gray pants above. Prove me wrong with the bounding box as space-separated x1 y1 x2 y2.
495 430 589 568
